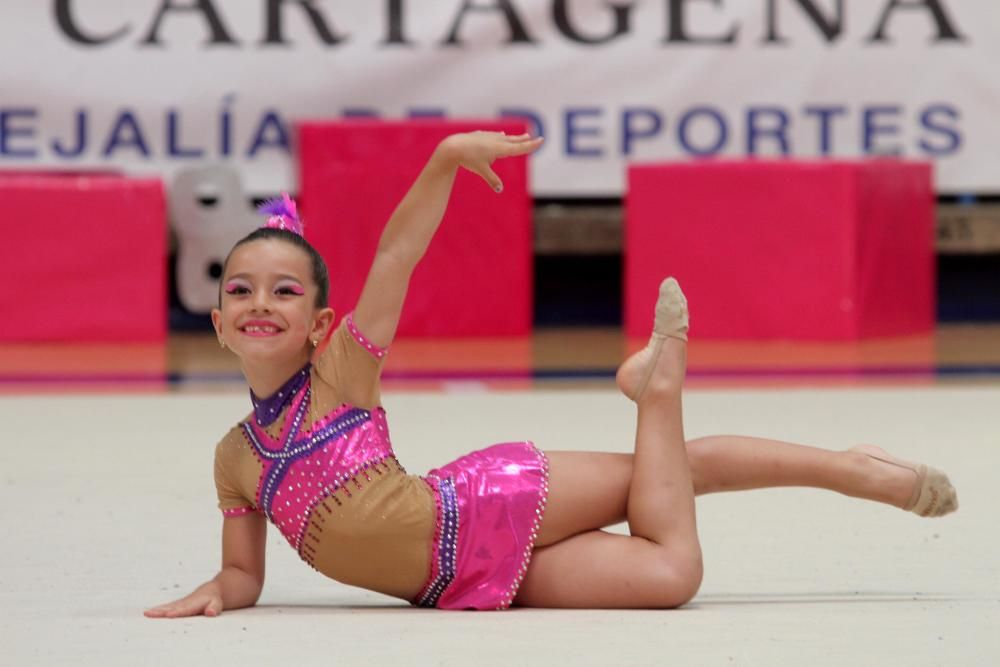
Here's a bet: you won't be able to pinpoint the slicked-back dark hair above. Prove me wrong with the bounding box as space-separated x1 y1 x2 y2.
219 228 330 308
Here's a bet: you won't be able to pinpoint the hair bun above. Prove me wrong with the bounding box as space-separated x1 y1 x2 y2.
258 193 304 236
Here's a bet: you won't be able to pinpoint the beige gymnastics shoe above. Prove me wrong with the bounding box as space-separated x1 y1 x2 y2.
616 278 689 402
853 445 958 517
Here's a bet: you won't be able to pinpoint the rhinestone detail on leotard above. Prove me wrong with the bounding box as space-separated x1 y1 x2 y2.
222 505 254 518
497 445 550 610
243 399 371 521
238 374 399 552
415 476 459 607
345 313 387 359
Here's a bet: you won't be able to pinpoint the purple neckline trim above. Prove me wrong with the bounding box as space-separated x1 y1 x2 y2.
250 363 311 427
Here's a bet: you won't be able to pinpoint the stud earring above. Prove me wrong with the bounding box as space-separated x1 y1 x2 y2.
311 339 318 348
219 339 226 349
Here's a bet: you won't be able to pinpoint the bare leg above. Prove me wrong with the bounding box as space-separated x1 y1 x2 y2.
687 436 918 507
517 280 702 608
626 355 698 547
514 278 954 608
516 432 950 608
529 436 938 547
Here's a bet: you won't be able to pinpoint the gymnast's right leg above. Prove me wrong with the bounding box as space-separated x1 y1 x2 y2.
516 279 701 608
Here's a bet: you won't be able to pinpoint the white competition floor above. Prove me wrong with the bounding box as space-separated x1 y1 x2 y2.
2 387 998 666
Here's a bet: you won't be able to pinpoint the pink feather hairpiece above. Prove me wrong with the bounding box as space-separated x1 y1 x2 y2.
258 192 304 236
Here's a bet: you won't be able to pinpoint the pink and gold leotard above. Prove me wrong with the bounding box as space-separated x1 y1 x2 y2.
213 314 549 610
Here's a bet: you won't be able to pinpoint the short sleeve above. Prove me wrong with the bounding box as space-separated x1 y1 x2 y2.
314 313 388 410
214 436 255 517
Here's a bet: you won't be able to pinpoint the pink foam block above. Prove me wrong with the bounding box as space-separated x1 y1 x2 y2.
625 161 935 340
297 120 533 337
0 174 166 342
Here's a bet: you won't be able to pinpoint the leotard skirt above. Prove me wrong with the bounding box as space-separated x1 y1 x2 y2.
413 442 549 610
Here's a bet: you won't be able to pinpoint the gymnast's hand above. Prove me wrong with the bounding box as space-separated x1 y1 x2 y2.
144 583 224 619
437 130 543 193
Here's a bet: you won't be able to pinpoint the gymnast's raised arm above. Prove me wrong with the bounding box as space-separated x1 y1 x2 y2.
351 131 543 349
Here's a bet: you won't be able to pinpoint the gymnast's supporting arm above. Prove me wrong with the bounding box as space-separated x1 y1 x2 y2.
145 511 267 618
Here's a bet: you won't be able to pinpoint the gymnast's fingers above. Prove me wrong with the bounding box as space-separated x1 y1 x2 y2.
506 132 536 143
163 598 206 618
500 136 544 156
145 592 213 618
143 605 170 618
203 596 223 617
144 600 185 618
477 164 503 193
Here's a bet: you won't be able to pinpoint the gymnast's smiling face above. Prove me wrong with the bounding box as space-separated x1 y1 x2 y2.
211 238 334 371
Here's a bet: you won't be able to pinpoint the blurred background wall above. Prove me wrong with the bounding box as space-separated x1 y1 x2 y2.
1 1 997 333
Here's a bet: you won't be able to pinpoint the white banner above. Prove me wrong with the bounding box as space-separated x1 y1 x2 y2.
1 1 996 196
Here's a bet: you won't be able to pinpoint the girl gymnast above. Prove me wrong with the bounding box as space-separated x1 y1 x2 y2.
145 131 957 617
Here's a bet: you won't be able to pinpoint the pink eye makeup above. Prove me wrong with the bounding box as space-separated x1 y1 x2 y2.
224 279 252 294
275 281 305 296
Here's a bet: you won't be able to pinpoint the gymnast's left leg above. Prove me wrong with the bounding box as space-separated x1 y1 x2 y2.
519 433 957 545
